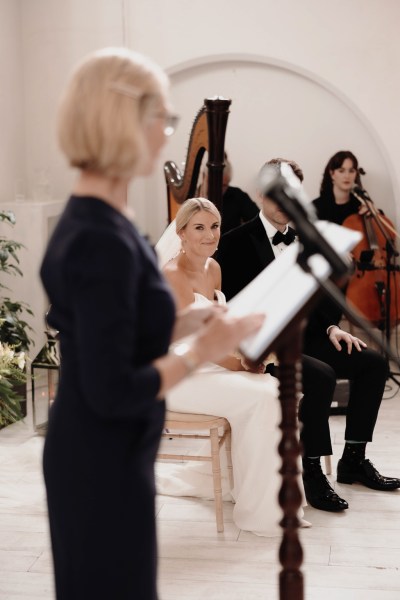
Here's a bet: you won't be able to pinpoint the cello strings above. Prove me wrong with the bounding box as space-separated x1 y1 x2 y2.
351 190 400 241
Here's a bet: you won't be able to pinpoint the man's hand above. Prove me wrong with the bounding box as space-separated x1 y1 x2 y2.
328 325 367 353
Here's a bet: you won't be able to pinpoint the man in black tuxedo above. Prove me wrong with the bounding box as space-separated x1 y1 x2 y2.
217 158 400 513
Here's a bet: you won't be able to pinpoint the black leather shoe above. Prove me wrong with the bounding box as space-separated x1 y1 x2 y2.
303 470 349 512
337 458 400 491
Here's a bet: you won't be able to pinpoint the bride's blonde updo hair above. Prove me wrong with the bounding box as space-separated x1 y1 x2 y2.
175 198 221 234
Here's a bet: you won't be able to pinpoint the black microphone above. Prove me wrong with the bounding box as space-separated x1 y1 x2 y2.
352 185 373 202
258 163 350 277
258 162 317 223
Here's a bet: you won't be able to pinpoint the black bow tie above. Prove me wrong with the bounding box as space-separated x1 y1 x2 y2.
271 227 296 246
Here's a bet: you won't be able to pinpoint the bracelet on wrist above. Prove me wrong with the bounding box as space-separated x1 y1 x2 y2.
326 325 339 336
172 343 201 374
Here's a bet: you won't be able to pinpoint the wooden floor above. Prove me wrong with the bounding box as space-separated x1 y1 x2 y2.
1 379 400 599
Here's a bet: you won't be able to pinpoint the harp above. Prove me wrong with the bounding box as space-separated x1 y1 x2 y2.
164 96 231 222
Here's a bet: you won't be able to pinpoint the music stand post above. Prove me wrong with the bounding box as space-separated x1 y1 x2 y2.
275 325 305 600
271 238 400 600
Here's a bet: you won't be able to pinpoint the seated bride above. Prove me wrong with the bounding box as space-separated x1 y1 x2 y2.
155 197 308 537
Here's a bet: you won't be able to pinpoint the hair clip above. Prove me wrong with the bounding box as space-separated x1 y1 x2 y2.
108 82 142 99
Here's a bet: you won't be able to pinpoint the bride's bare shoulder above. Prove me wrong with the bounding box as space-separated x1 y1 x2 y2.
209 258 221 290
208 257 222 280
162 256 179 274
162 260 194 308
162 259 188 287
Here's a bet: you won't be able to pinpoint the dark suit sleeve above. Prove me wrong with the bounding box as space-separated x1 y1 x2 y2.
216 229 253 301
239 191 259 222
216 235 239 300
305 290 344 341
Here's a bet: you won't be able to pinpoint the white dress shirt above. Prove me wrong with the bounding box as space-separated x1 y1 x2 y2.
258 210 295 256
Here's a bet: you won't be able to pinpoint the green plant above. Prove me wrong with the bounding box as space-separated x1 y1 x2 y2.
0 209 34 427
0 342 26 426
0 210 34 352
0 298 34 350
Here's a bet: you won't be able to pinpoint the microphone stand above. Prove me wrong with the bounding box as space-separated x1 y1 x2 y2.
384 241 400 385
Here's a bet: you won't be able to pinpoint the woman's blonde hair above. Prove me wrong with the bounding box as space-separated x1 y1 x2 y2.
57 47 169 178
175 198 221 234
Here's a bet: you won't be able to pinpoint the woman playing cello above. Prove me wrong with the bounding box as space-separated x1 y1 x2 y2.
312 150 400 330
312 150 364 224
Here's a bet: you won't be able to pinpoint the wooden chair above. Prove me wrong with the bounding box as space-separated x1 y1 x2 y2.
324 455 332 475
157 410 234 533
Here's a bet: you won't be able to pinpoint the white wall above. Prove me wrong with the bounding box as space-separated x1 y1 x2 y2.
5 0 400 234
148 56 394 243
1 0 400 351
20 0 126 202
125 0 400 241
0 0 24 203
1 0 127 353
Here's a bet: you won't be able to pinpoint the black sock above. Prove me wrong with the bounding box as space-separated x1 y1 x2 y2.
302 456 321 473
341 442 366 463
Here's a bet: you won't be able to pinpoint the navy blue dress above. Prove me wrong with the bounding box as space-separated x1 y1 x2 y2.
40 196 175 600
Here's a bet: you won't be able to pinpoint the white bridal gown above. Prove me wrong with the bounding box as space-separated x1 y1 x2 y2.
156 290 306 537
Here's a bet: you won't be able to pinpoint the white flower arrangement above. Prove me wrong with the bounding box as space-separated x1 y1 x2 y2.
0 341 27 426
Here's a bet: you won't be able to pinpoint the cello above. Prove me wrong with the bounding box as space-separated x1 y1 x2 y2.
343 186 400 331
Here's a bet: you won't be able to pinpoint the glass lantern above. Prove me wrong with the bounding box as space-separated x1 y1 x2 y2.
31 329 60 433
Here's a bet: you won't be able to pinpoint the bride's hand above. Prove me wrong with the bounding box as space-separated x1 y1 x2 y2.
172 304 227 341
240 356 266 374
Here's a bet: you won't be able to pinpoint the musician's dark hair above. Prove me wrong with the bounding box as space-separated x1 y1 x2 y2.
320 150 364 197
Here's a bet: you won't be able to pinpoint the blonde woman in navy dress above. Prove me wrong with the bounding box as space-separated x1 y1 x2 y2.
40 48 264 600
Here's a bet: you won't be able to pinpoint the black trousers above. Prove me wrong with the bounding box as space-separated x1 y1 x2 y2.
270 342 388 458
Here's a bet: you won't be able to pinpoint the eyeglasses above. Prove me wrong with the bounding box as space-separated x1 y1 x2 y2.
109 84 179 136
152 112 180 137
